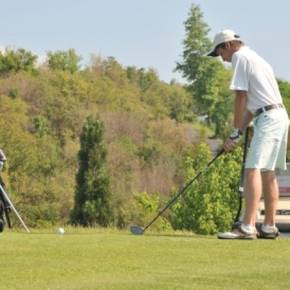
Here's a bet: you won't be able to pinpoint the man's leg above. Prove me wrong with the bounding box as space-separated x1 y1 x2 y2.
261 170 279 226
218 168 261 239
243 168 262 226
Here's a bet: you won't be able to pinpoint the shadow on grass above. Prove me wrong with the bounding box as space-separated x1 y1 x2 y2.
138 232 215 239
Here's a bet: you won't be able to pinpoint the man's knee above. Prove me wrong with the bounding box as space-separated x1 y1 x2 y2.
261 170 276 182
245 168 261 180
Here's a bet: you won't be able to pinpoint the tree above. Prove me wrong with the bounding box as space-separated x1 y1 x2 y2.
175 4 232 134
210 69 233 138
47 49 81 73
278 79 290 112
71 115 112 226
0 48 37 76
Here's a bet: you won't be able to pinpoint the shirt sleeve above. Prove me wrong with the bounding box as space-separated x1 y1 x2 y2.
230 54 250 91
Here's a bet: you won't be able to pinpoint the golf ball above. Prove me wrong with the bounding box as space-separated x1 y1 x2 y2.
57 227 65 235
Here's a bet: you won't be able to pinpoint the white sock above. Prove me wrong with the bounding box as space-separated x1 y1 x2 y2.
241 224 256 234
261 224 277 233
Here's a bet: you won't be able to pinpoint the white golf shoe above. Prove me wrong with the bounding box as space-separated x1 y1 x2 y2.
218 224 257 240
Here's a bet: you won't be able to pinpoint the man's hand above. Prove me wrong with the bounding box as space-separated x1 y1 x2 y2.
224 128 243 152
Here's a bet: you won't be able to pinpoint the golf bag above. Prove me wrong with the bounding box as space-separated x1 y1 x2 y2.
0 177 11 232
0 149 11 232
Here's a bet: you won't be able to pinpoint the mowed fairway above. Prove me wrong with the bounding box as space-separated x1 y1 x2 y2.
0 229 290 290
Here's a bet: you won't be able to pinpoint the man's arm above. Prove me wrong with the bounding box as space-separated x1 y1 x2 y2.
233 90 248 130
241 110 253 132
224 90 252 152
234 90 254 132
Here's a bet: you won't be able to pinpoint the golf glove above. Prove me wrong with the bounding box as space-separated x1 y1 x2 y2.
229 128 243 144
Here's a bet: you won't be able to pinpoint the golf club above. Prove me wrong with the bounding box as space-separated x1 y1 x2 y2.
130 148 225 235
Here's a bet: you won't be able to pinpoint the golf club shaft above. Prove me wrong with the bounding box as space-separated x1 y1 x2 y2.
143 148 224 231
234 126 250 223
0 184 30 233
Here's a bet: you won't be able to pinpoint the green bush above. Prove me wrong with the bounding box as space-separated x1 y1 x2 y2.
116 191 172 231
171 143 242 234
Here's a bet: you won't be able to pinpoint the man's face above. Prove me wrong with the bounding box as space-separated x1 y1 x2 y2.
216 43 233 62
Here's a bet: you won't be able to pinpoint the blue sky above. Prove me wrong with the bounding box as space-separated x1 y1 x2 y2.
1 0 289 83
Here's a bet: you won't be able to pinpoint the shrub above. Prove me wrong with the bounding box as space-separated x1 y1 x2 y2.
171 143 242 234
116 191 172 231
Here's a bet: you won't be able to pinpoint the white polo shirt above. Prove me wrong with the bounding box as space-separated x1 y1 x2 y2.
230 46 282 114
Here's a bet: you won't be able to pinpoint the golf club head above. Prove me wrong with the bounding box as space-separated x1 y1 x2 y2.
130 226 144 235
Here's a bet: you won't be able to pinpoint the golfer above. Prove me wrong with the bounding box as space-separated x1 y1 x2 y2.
208 29 289 239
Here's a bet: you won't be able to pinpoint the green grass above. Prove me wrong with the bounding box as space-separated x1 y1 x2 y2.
0 228 290 290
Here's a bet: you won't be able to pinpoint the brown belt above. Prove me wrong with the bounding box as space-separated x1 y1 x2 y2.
254 104 284 117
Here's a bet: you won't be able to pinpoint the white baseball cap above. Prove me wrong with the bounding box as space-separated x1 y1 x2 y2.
207 29 242 57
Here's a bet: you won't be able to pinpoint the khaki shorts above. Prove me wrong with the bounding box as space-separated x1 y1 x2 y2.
245 108 289 171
